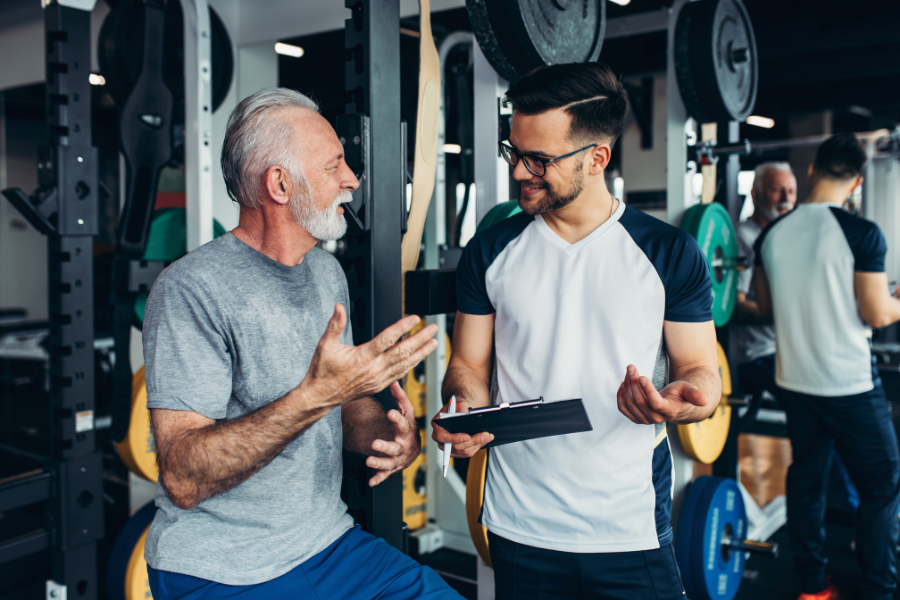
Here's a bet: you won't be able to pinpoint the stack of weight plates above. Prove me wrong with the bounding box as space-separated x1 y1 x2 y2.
675 476 748 600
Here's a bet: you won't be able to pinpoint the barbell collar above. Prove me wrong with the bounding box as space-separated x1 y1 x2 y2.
711 140 752 157
710 256 749 271
723 537 779 558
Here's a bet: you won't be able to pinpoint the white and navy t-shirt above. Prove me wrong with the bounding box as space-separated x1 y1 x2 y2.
457 202 712 552
755 202 886 397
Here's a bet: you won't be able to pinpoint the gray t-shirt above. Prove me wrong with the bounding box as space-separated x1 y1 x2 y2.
732 219 776 364
142 233 354 585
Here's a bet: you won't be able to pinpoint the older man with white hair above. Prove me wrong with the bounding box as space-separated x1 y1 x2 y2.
140 88 462 600
733 162 797 399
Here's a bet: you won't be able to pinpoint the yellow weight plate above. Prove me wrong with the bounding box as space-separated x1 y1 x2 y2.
402 430 428 531
124 527 152 600
717 340 732 397
115 366 159 483
466 449 491 568
676 342 732 464
403 322 451 419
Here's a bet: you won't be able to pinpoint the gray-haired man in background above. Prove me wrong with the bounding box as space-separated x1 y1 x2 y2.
733 162 797 398
141 88 462 600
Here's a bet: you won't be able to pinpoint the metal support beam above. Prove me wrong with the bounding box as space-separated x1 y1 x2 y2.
0 470 52 513
472 43 509 226
665 0 696 531
0 4 105 596
665 0 696 226
340 0 405 552
0 530 51 565
181 0 214 252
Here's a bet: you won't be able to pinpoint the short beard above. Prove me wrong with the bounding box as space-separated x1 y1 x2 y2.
290 179 351 241
761 202 793 221
518 159 585 216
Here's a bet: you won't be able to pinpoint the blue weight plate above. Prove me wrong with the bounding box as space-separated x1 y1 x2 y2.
690 477 747 600
676 475 714 599
107 501 158 600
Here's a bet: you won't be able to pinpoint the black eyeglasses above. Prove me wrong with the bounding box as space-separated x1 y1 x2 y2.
498 141 598 178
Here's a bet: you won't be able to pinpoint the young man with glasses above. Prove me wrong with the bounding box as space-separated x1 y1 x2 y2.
431 62 721 599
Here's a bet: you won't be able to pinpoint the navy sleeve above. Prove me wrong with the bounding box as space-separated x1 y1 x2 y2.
830 207 887 273
455 212 534 315
752 212 789 269
456 234 495 315
664 234 713 322
619 207 713 323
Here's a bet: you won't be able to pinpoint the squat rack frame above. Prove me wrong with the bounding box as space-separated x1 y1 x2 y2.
0 2 104 598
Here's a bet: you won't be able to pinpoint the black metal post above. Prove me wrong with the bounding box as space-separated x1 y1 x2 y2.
339 0 406 551
715 120 742 481
44 3 104 596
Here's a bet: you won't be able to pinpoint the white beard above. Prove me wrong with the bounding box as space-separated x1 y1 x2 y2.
292 188 351 241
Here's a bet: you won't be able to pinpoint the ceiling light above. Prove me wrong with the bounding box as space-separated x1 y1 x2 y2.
442 144 462 154
746 115 775 129
608 0 631 5
89 73 105 86
275 43 304 58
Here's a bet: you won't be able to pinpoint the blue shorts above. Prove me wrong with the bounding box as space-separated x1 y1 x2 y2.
147 525 462 600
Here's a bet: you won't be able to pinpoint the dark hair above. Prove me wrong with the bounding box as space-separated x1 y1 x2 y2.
504 62 628 146
813 134 867 180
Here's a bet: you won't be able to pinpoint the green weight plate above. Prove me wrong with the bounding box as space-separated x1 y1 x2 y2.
680 203 738 326
133 209 226 328
475 200 522 234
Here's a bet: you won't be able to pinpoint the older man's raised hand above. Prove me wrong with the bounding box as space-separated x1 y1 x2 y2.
301 304 438 409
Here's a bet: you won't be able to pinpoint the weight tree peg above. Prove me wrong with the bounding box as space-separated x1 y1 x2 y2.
721 536 779 558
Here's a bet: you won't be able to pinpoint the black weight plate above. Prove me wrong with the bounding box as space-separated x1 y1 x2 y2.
467 0 605 84
466 0 524 83
506 0 605 71
99 0 234 115
107 501 157 600
674 0 758 123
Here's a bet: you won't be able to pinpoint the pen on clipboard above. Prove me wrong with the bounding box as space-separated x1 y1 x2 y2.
442 395 456 478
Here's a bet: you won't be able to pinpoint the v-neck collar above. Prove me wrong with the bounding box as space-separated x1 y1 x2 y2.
534 199 626 255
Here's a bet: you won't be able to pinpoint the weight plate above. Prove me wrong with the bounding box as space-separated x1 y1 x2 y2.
403 321 452 418
99 1 234 114
466 448 492 568
718 340 732 397
674 0 758 123
115 366 158 483
507 0 605 72
403 431 428 531
680 203 738 326
688 477 747 600
677 342 731 464
466 0 527 83
124 527 153 600
675 476 714 598
466 0 605 84
475 200 523 234
107 501 157 600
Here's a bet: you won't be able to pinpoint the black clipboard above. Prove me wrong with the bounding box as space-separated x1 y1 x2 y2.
437 397 592 448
